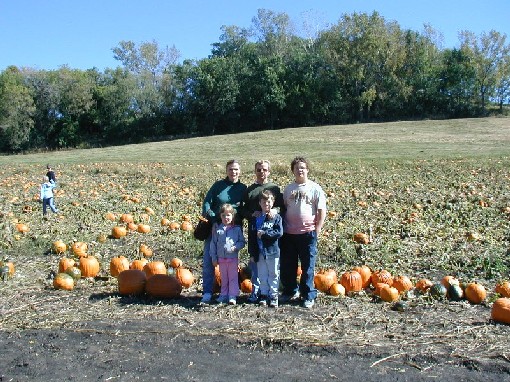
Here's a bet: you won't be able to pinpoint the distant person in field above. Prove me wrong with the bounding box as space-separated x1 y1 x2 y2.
280 156 327 309
46 164 56 183
200 159 247 303
248 190 283 307
40 175 59 216
242 159 284 303
210 203 246 305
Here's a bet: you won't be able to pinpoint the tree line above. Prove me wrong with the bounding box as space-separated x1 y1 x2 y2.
1 10 509 152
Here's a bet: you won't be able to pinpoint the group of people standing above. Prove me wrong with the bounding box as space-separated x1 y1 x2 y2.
200 157 327 309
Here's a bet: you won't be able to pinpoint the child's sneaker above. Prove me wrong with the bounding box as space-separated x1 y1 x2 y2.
302 299 315 309
216 295 228 304
228 296 237 305
200 293 212 303
269 298 278 308
258 295 268 306
280 291 300 303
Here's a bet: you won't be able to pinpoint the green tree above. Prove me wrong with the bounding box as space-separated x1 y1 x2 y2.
459 30 510 113
0 66 36 151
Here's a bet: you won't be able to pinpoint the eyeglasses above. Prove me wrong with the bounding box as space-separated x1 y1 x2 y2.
256 168 269 172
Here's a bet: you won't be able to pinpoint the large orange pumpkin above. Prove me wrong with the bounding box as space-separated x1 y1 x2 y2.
145 274 182 299
491 298 510 324
110 256 130 277
79 255 100 278
340 271 363 293
143 261 167 279
181 221 193 231
118 269 147 296
169 257 183 269
139 244 153 258
353 232 369 244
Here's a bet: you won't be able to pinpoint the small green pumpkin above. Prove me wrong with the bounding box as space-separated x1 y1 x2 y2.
429 283 447 299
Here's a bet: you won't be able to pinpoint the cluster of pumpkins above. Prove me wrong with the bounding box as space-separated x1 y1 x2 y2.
51 239 195 298
313 265 510 324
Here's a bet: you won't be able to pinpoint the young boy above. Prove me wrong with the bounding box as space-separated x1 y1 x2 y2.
40 175 59 216
249 190 283 307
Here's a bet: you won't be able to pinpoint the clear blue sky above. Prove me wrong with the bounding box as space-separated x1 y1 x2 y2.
1 0 509 71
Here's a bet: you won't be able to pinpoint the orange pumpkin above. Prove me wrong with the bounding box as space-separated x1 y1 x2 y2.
352 265 372 289
175 268 194 288
380 285 399 302
144 207 155 215
240 278 253 293
53 273 75 291
58 257 76 273
371 269 393 287
71 242 88 257
169 257 183 269
145 274 182 299
161 218 170 226
118 269 147 296
329 283 346 297
353 232 369 244
143 261 167 279
136 224 150 233
16 223 29 233
465 282 486 304
139 244 153 258
181 221 193 231
393 275 413 293
168 221 180 231
112 226 127 239
373 282 390 296
130 258 148 271
340 271 363 293
110 256 130 277
491 298 510 325
415 278 433 293
495 281 510 298
314 269 337 292
126 222 138 231
105 212 117 221
53 240 67 254
79 255 100 278
119 213 134 223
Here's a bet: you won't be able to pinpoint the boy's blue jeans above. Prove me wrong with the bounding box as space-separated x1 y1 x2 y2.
280 231 318 301
42 197 58 215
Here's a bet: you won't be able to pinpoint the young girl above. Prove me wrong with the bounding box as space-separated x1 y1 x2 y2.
209 204 245 305
40 175 59 216
249 190 283 307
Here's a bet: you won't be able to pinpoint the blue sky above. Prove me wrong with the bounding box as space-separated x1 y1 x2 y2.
1 0 509 71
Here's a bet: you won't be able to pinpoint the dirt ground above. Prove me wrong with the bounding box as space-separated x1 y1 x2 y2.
1 290 510 382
